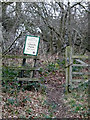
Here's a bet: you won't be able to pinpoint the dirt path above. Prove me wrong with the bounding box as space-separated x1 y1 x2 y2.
46 82 74 118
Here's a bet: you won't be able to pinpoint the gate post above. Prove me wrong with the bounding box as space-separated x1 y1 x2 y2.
65 46 72 93
0 3 2 119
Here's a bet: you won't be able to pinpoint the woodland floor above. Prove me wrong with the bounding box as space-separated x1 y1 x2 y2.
45 72 84 118
2 57 89 119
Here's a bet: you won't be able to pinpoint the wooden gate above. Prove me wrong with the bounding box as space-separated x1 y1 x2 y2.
65 46 89 93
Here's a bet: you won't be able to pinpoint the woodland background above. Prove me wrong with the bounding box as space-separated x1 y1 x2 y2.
0 1 89 119
2 1 89 57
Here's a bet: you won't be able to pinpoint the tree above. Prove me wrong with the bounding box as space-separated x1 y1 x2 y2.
2 1 89 55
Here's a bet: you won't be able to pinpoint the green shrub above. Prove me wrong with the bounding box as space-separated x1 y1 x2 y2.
47 62 57 72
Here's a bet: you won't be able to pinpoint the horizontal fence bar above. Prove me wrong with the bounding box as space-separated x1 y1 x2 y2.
2 55 39 59
2 77 17 80
2 66 41 71
2 77 40 81
72 64 89 67
75 59 88 65
72 72 89 75
17 77 39 81
2 66 65 72
72 55 88 59
72 79 88 82
72 80 88 89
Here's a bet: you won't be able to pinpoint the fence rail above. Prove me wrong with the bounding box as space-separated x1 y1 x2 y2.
72 72 89 75
2 55 40 81
72 55 88 59
3 66 40 71
2 55 39 59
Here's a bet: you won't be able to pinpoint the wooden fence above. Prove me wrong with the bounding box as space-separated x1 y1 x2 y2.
65 46 89 93
2 47 89 93
2 55 40 82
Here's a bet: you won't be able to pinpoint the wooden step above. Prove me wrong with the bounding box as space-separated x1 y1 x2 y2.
2 55 39 59
17 77 39 82
2 66 41 71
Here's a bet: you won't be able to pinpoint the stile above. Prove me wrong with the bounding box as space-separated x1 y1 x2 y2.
2 55 40 83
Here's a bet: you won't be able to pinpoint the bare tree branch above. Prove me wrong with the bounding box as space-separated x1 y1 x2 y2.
79 3 90 13
56 2 64 10
70 2 82 8
2 31 22 55
31 3 61 37
71 2 90 13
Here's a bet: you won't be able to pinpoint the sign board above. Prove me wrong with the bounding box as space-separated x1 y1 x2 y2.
24 35 40 56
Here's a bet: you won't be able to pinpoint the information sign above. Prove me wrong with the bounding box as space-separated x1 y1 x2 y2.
24 35 40 56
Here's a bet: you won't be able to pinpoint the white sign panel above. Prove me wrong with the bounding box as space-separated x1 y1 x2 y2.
24 35 40 56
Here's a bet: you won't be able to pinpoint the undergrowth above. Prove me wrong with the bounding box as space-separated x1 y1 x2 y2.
64 82 89 118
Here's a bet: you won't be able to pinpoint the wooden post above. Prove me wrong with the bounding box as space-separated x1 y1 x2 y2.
65 46 72 93
19 57 26 78
21 58 26 77
0 3 2 119
0 35 2 120
31 58 37 78
65 46 69 93
69 46 72 88
19 56 26 86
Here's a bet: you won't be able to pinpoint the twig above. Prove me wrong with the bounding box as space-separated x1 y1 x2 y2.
2 31 22 55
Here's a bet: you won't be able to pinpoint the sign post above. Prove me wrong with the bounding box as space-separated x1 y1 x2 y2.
24 35 40 56
22 35 40 78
